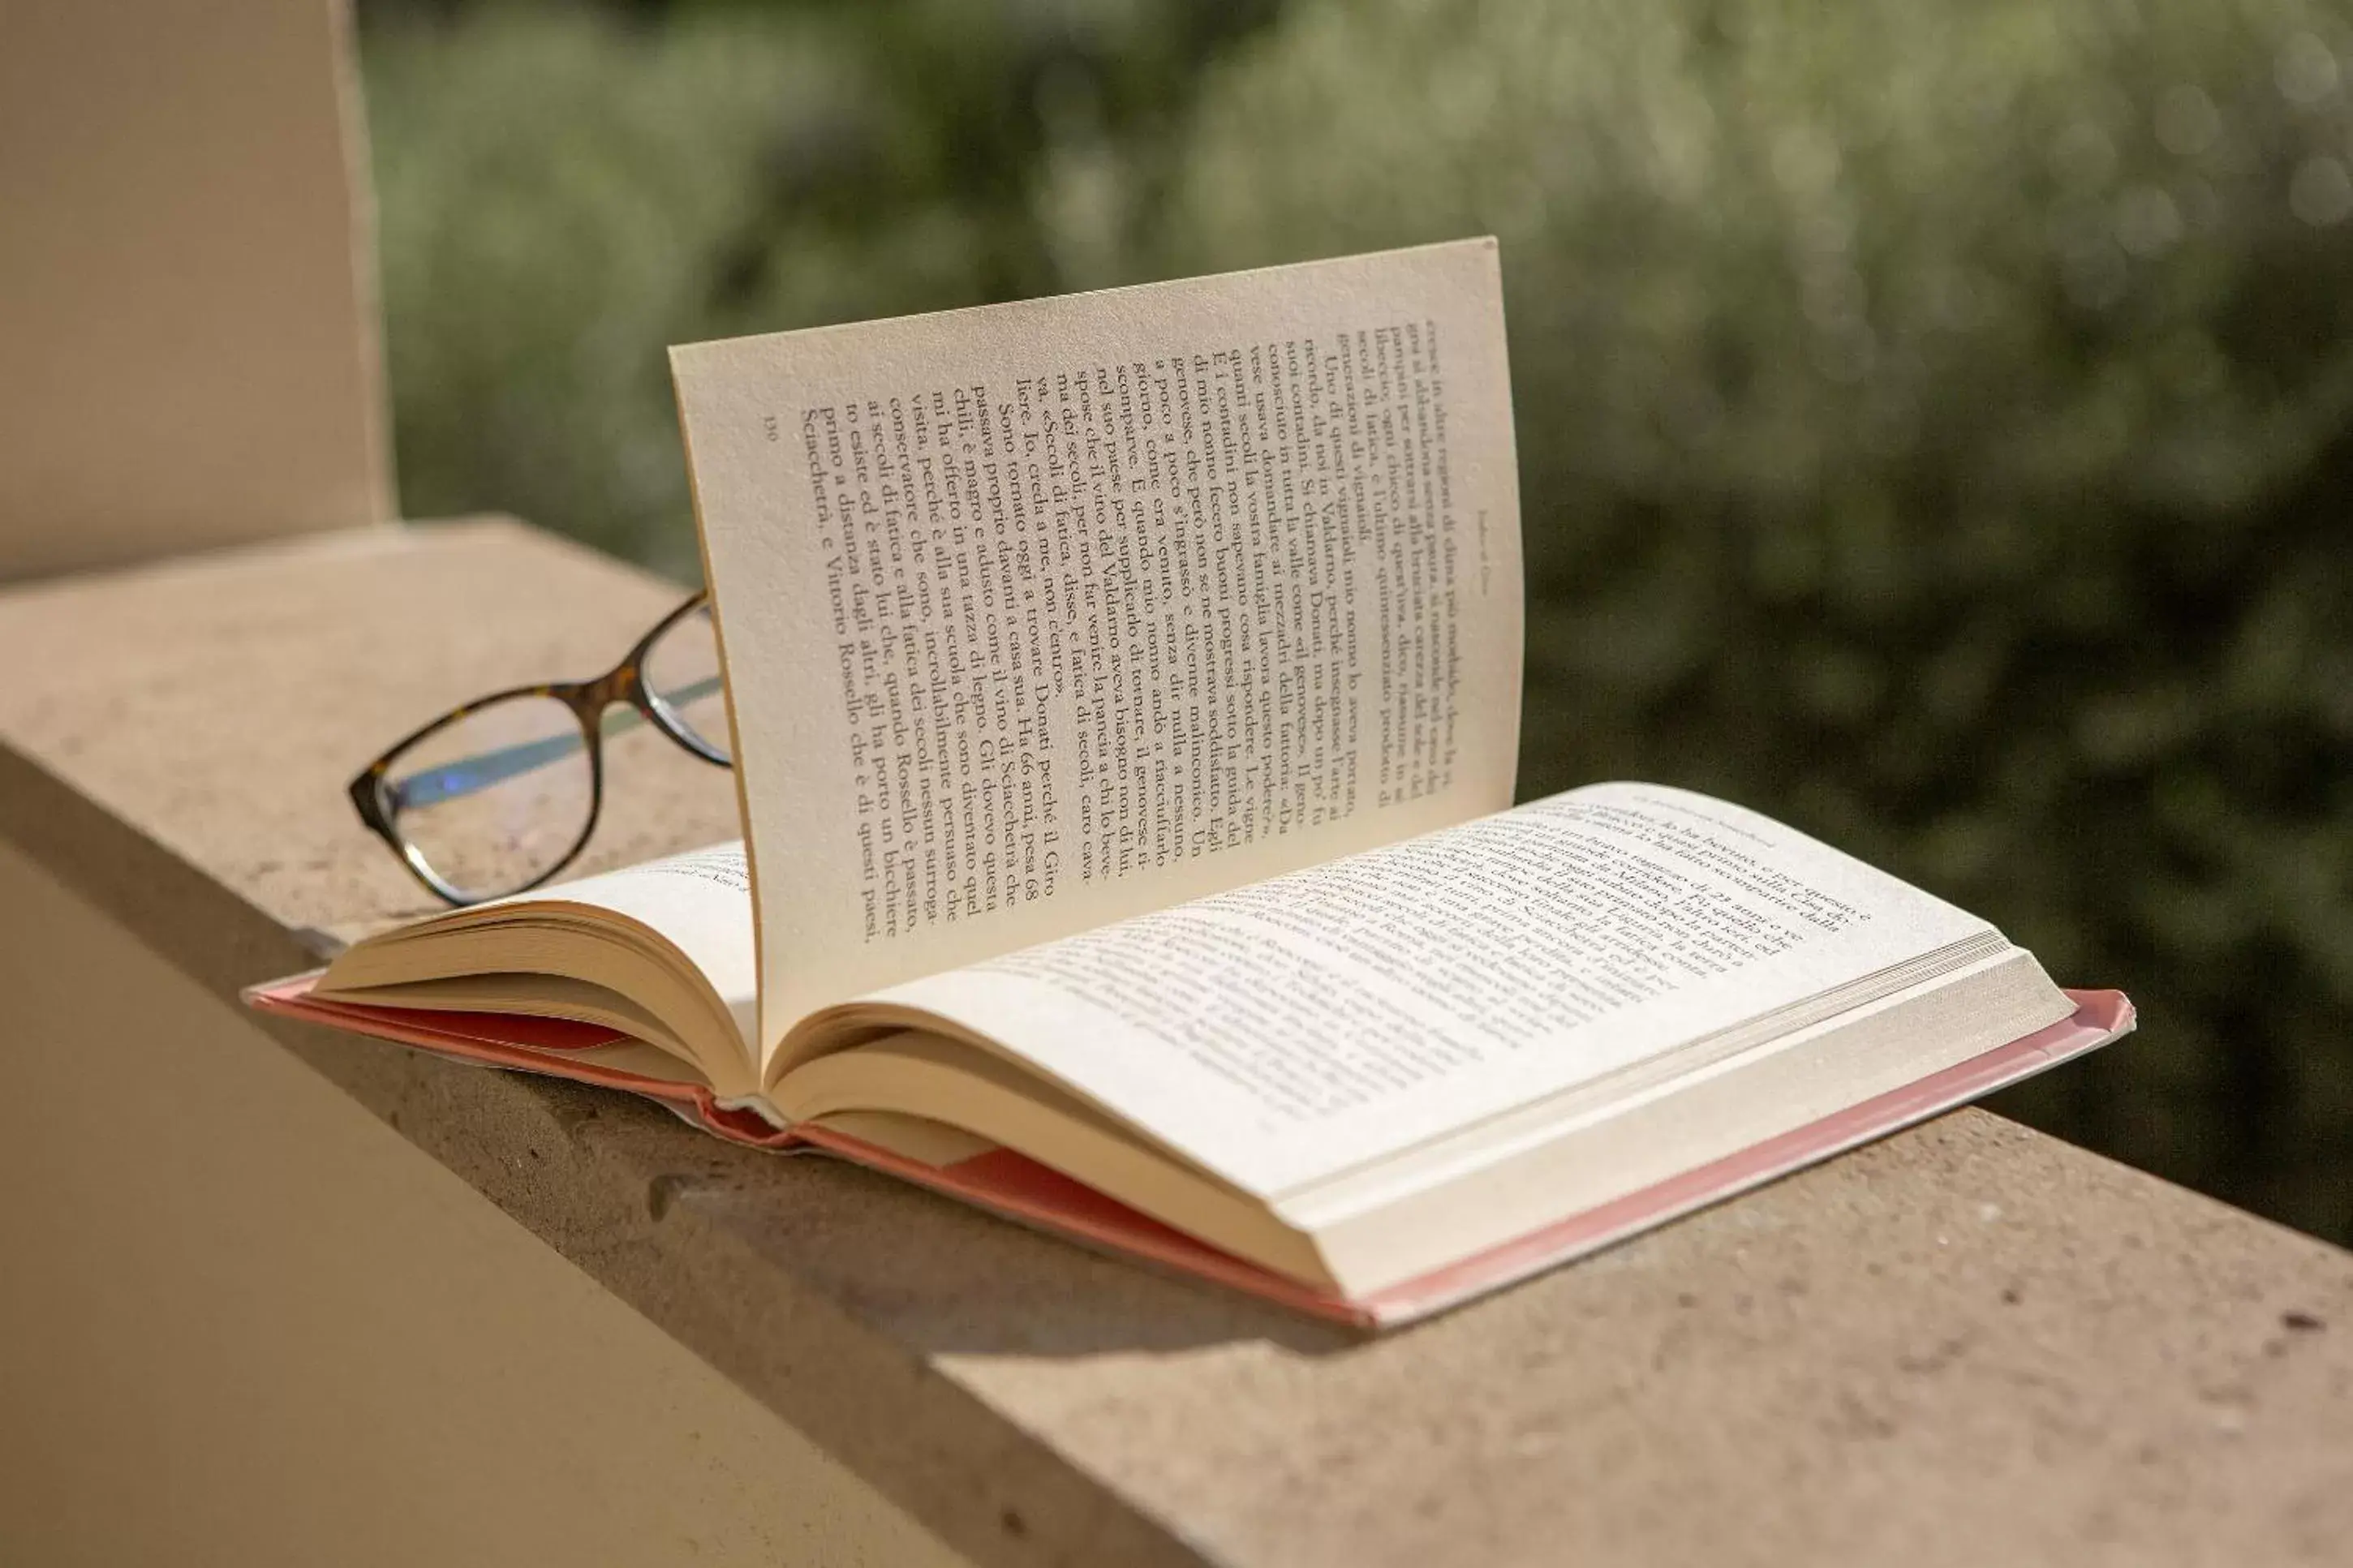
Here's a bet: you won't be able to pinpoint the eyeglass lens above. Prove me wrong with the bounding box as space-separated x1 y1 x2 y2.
374 604 729 900
383 694 595 902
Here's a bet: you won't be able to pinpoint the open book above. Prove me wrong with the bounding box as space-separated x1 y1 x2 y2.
251 242 2131 1325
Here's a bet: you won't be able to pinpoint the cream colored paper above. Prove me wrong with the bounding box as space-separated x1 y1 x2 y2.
865 784 2021 1197
320 841 759 1087
674 239 1524 1059
485 840 761 1045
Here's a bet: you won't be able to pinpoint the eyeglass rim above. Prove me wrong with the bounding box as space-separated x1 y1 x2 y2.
628 593 731 766
348 591 729 906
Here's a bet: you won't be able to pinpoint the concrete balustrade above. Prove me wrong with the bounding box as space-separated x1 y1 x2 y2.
0 518 2347 1566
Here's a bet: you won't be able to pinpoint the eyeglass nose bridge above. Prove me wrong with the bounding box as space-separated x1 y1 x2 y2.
570 662 644 716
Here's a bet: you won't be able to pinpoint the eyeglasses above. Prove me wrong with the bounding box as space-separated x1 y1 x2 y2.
350 592 730 906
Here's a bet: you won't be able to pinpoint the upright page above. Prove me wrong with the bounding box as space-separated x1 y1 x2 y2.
673 239 1524 1051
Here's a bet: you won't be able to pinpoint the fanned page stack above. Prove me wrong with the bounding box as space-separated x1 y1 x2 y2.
251 241 2131 1326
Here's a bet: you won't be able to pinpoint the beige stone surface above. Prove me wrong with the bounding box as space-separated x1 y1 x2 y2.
0 836 970 1568
0 0 387 578
2 518 2350 1566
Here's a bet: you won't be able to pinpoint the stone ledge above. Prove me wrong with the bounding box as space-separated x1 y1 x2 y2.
5 518 2349 1567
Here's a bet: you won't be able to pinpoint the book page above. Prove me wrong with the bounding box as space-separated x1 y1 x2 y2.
673 239 1524 1055
855 785 1998 1198
335 842 762 1059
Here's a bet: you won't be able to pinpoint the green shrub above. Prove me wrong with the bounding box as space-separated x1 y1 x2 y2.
368 5 858 576
1130 0 2353 1237
366 0 1275 575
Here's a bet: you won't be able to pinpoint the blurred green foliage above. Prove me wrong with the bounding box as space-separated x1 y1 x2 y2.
363 0 2353 1242
366 0 1273 574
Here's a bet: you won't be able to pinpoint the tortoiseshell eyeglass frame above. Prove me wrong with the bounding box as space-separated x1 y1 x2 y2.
348 592 730 907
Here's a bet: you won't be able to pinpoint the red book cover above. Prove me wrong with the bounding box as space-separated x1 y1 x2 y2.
247 977 2132 1327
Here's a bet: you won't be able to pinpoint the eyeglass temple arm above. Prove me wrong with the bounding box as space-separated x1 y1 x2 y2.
387 674 725 812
